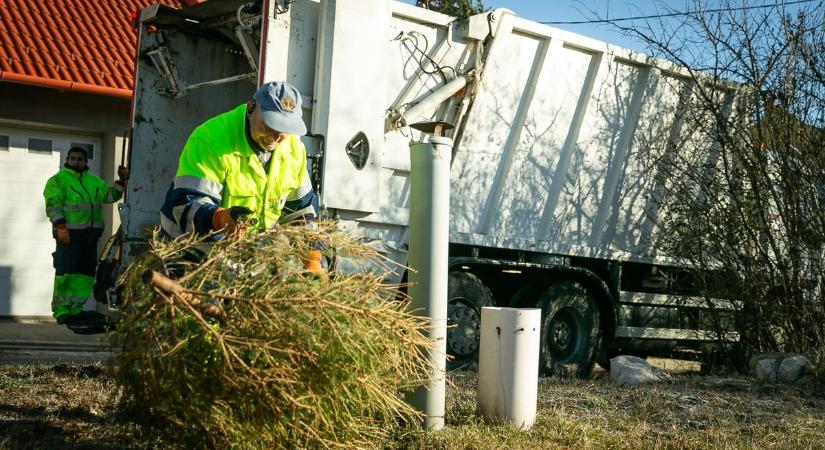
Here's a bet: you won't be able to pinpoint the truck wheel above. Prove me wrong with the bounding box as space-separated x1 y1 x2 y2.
447 271 494 370
538 282 601 378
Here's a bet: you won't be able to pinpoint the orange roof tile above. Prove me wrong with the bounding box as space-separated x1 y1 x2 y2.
0 0 188 99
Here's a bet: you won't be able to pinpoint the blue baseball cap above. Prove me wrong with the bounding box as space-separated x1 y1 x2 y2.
252 81 307 136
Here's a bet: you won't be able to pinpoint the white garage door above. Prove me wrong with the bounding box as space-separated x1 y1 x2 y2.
0 124 102 317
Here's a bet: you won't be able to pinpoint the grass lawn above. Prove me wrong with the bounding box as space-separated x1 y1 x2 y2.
1 362 824 449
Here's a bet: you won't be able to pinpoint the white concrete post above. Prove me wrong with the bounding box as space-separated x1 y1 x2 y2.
477 307 541 430
408 135 452 431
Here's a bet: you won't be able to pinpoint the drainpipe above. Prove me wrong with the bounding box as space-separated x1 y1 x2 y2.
408 124 452 431
0 71 132 100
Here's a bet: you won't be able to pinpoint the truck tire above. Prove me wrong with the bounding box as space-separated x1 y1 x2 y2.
538 282 601 378
447 271 494 370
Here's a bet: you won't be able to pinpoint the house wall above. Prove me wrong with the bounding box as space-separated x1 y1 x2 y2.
0 82 131 317
0 82 131 241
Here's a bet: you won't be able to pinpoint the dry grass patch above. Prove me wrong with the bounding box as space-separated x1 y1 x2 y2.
0 363 163 450
395 370 825 449
1 363 824 449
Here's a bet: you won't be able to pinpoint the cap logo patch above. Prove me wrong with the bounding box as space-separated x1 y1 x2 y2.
280 95 297 111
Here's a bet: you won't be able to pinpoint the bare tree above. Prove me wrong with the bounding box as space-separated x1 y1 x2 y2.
601 1 825 365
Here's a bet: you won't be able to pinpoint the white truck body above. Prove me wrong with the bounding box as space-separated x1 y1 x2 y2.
122 0 736 375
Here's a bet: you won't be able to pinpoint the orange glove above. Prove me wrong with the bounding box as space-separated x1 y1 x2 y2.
55 223 70 244
212 208 237 232
301 249 327 280
212 206 253 233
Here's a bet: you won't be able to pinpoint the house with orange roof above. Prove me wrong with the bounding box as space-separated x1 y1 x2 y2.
0 0 192 318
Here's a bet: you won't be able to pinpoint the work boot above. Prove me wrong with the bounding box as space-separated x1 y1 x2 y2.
65 311 114 335
56 314 72 325
55 308 86 325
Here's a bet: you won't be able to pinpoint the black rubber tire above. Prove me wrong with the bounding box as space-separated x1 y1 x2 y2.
537 282 601 378
446 271 494 371
508 280 547 309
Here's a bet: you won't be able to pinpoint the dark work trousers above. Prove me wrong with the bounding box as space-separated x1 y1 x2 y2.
51 239 98 319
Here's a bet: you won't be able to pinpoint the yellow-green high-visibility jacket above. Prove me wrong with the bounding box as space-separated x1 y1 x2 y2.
160 104 317 237
43 168 123 239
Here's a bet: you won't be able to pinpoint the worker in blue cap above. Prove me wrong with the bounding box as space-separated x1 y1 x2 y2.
160 81 323 274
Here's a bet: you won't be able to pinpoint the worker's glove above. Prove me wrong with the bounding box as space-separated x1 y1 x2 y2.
55 223 70 244
301 249 327 281
212 206 253 233
116 165 129 186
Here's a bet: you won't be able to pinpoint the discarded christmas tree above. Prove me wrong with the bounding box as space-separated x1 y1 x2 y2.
112 224 431 449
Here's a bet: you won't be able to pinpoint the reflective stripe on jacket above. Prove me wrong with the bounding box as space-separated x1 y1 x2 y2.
160 103 316 237
43 168 123 236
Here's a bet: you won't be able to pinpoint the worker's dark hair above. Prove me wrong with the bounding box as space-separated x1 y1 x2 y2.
67 146 88 159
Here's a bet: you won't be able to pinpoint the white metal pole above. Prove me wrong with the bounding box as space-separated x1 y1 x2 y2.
477 307 541 430
408 135 452 431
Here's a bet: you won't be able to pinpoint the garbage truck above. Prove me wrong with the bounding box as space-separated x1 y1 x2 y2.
110 0 739 377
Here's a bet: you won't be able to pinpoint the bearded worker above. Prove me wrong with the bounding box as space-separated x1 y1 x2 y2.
44 146 127 327
160 81 323 274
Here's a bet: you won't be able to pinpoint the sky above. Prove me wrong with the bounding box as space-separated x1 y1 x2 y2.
402 0 820 63
404 0 818 55
401 1 678 53
476 0 666 52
